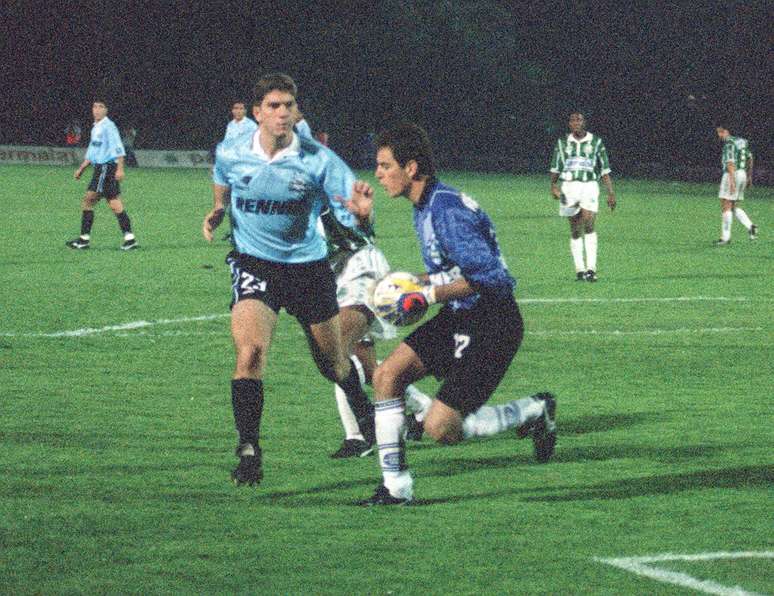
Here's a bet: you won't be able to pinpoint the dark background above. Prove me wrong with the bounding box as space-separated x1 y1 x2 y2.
2 1 772 177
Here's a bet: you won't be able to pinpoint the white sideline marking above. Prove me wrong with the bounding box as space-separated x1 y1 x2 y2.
596 551 774 596
0 314 229 338
530 327 762 337
520 296 752 304
0 295 763 338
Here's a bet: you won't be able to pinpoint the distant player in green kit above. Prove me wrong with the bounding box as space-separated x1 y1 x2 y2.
714 124 758 245
550 112 616 281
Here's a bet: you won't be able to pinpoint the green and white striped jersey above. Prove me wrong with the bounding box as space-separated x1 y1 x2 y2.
721 136 750 171
550 132 611 182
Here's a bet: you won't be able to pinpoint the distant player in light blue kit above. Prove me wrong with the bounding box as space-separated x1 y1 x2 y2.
352 123 557 506
66 99 138 250
201 73 376 487
223 101 258 141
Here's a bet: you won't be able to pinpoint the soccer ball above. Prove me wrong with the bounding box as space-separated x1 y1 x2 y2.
372 271 428 327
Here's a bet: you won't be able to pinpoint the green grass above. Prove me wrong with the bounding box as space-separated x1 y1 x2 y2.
1 164 772 594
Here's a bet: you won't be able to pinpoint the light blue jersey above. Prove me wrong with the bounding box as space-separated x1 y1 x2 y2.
224 117 258 141
295 119 313 140
213 131 360 263
85 117 125 165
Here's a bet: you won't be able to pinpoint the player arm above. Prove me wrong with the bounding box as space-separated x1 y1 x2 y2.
114 156 125 181
74 158 91 179
601 173 616 210
748 152 753 187
550 172 562 200
203 183 230 242
430 207 510 301
726 160 737 193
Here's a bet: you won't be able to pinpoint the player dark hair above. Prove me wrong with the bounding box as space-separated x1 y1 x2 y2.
253 73 297 105
375 122 436 178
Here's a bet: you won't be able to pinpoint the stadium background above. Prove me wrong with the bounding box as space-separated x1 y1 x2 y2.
2 1 772 181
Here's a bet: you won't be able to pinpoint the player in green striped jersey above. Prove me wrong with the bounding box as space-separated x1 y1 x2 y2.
550 112 616 281
714 125 758 245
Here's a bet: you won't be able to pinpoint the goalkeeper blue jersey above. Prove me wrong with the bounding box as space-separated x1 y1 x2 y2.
85 117 125 165
213 131 358 263
414 179 515 311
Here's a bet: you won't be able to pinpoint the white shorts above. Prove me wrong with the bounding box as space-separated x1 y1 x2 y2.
559 181 599 217
330 244 396 341
719 171 746 201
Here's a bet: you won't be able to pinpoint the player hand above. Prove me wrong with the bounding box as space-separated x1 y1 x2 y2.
395 292 428 325
74 168 82 180
115 166 125 182
337 180 374 221
202 208 225 242
607 193 617 211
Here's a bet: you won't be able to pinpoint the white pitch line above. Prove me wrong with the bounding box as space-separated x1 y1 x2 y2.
0 314 229 338
520 296 753 304
0 295 765 338
529 327 762 337
596 551 774 596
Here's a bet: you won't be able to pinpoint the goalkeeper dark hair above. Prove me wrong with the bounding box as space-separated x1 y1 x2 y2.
376 122 436 178
253 73 297 105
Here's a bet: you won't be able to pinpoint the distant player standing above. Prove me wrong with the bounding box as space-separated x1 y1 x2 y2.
201 73 376 486
223 101 258 141
351 123 556 506
66 100 138 250
549 112 616 281
714 125 758 245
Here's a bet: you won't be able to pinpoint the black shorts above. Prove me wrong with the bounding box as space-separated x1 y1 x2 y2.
87 163 121 198
405 294 524 417
226 251 339 325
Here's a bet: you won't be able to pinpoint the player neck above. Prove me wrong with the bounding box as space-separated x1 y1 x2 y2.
259 129 293 158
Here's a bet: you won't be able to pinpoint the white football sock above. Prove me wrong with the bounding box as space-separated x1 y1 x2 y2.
375 398 413 499
721 211 732 241
334 384 364 441
462 396 544 439
584 232 598 272
333 355 367 441
570 237 585 272
734 208 753 231
404 384 432 422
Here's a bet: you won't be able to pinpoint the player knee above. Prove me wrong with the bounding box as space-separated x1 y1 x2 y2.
234 341 267 376
372 363 403 399
424 417 462 445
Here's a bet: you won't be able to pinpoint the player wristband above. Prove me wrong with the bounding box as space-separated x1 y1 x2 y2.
421 285 437 305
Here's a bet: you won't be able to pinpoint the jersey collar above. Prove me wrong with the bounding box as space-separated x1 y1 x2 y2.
567 132 592 143
415 177 439 208
251 129 300 162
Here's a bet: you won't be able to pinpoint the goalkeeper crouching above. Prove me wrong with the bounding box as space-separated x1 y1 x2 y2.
346 123 557 506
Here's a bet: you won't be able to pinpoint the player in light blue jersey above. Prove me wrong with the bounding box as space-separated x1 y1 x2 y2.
223 101 258 141
353 123 557 505
201 73 376 486
66 100 138 250
714 124 758 245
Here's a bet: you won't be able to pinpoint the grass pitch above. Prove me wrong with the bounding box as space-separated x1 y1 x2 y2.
1 164 772 594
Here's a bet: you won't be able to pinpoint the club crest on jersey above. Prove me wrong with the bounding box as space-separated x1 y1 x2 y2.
288 177 312 198
582 143 593 157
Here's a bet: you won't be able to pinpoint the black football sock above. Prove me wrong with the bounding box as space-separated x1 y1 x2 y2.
80 210 94 236
116 211 132 234
338 358 374 435
231 379 264 447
